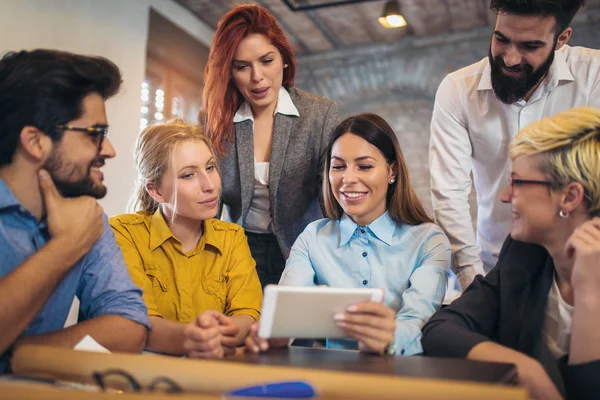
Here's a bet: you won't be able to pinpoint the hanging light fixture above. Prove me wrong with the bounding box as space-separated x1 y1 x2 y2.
378 0 407 28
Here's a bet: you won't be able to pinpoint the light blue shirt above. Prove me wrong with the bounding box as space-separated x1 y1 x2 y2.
0 178 150 373
279 211 450 355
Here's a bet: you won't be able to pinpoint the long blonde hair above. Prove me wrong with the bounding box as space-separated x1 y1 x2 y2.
510 106 600 217
129 119 218 213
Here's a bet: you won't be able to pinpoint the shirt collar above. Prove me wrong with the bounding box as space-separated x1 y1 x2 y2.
338 211 396 247
233 87 300 123
149 209 174 251
548 47 574 87
0 178 46 227
149 208 222 255
0 178 20 210
477 49 573 92
477 60 493 91
198 220 223 255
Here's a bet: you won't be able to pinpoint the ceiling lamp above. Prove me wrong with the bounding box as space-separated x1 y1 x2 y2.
378 0 407 28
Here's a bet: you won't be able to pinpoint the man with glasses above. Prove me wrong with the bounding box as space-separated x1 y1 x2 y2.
429 0 600 290
0 49 150 373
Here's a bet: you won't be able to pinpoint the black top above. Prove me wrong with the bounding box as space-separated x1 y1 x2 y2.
421 236 600 400
232 347 516 384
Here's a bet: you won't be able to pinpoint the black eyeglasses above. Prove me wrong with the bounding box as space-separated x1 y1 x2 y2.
92 369 183 394
56 124 109 149
508 175 552 195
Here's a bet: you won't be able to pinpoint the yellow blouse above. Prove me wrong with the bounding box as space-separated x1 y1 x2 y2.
109 210 261 323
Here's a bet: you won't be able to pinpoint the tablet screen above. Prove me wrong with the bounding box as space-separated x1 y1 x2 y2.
258 285 384 339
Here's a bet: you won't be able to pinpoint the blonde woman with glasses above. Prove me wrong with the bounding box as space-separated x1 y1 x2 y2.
110 120 261 359
422 106 600 400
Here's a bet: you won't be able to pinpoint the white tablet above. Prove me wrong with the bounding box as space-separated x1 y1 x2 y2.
258 285 385 339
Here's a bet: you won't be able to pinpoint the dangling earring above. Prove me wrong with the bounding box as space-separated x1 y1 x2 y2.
559 210 570 218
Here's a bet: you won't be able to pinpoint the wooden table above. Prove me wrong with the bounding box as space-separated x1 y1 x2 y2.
10 345 526 399
230 346 517 384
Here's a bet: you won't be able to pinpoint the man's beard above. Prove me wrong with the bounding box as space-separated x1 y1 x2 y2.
43 150 107 199
489 45 555 104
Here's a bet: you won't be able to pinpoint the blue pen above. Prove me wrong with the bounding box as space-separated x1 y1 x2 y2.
227 380 316 398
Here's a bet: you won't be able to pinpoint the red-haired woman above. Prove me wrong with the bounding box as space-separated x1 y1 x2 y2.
203 4 339 288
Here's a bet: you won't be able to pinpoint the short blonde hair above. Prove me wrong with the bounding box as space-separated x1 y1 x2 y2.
510 106 600 217
129 119 218 213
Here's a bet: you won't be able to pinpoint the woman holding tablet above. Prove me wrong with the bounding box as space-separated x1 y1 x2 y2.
246 113 451 355
202 4 339 288
110 120 262 359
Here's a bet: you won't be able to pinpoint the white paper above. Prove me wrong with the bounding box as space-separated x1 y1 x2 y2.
73 335 111 353
63 297 80 328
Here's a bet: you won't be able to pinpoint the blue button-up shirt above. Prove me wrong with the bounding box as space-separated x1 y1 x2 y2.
0 178 150 373
280 211 450 355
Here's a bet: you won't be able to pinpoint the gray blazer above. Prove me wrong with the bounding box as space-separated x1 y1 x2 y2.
220 87 339 258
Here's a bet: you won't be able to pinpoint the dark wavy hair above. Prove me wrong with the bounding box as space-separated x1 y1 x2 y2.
0 49 122 167
490 0 587 34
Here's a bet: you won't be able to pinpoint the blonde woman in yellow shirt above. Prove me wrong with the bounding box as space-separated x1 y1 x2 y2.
110 120 261 359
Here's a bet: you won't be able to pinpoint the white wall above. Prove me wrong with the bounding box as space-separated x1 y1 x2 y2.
0 0 213 216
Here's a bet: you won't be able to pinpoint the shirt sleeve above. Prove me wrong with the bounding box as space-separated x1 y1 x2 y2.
109 216 160 318
223 227 262 321
393 227 450 355
420 238 514 358
315 101 340 198
429 75 485 290
564 361 600 400
319 101 340 155
279 228 317 286
77 215 150 329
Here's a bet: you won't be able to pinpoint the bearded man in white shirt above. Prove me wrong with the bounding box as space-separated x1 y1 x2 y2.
429 0 600 290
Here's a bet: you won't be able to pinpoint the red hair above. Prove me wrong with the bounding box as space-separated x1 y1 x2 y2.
202 4 297 155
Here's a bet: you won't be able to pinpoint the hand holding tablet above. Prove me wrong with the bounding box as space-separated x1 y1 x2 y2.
245 285 397 355
258 285 384 339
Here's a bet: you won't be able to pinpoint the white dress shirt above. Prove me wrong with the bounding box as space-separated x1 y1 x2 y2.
429 45 600 290
232 87 300 233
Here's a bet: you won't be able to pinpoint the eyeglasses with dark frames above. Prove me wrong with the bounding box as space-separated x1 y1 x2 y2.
56 124 109 150
92 368 183 394
508 175 552 195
